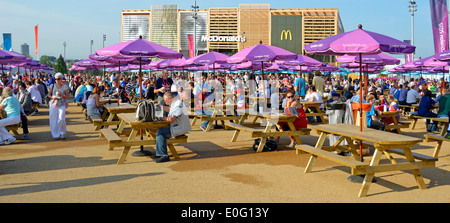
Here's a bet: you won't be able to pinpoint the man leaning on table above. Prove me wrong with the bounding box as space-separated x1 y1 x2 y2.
155 92 191 163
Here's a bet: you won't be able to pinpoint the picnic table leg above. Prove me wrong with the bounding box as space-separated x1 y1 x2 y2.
117 129 138 165
343 137 360 175
358 148 382 197
286 121 302 145
231 115 247 142
304 132 327 173
167 143 180 161
116 120 126 135
205 110 217 132
191 116 198 126
315 105 326 124
392 118 402 134
256 122 273 153
410 118 418 130
432 140 443 158
402 147 427 190
104 113 116 129
439 123 448 136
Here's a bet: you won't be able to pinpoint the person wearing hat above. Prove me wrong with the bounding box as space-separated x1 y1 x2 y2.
0 87 21 145
48 72 70 140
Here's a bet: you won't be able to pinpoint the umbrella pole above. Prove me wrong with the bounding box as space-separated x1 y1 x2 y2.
348 52 371 184
261 61 267 113
358 53 363 162
133 56 153 157
118 61 121 105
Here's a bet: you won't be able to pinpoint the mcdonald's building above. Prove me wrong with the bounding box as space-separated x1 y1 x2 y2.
122 4 344 57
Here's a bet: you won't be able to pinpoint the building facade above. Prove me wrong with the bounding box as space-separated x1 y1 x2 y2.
121 4 344 57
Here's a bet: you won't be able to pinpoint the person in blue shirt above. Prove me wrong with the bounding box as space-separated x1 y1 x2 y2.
398 84 408 105
0 87 21 145
365 94 385 131
418 89 438 132
294 72 306 99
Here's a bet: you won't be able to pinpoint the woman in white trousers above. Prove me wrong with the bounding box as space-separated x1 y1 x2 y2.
48 73 70 140
0 87 21 145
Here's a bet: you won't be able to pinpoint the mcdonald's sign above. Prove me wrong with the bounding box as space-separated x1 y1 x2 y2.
271 15 302 54
281 30 292 41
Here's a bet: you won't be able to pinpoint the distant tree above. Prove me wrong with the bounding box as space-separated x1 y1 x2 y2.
54 54 68 74
39 55 54 68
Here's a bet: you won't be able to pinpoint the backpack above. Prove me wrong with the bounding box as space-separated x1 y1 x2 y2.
252 138 278 152
136 100 157 122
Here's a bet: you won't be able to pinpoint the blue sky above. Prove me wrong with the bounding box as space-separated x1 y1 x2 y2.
0 0 436 61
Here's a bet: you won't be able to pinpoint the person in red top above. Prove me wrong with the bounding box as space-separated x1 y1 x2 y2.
0 74 12 91
276 90 307 148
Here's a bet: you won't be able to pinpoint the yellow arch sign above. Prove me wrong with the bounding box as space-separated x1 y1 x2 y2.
281 30 292 41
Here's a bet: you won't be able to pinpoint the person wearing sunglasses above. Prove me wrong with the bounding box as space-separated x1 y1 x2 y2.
277 90 307 148
48 73 70 140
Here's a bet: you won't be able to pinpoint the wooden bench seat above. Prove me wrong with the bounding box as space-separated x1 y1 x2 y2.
6 124 20 136
425 134 449 158
91 115 121 131
101 127 188 163
225 122 263 136
100 128 122 150
296 144 368 175
385 148 438 162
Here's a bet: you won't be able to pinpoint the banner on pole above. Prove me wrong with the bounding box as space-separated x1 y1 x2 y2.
430 0 449 53
2 33 12 51
188 34 194 58
35 25 38 55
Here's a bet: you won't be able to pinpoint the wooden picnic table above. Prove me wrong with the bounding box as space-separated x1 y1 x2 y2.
409 116 449 136
300 101 327 124
297 123 437 197
99 97 118 104
226 112 310 153
192 103 240 132
100 113 187 164
100 103 136 129
377 111 410 134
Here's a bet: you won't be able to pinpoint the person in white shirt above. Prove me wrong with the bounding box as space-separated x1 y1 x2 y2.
307 85 323 123
406 85 422 105
26 80 42 104
399 76 406 86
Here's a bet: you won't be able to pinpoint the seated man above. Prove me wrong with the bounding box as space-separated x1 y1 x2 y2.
155 92 191 163
26 81 42 115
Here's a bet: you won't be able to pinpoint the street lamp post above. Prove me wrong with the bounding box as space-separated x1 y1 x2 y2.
90 40 94 55
63 41 66 61
408 0 418 60
191 0 199 57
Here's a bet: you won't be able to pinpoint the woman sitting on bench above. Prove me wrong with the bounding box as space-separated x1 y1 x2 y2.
0 87 21 145
86 86 107 117
276 90 307 148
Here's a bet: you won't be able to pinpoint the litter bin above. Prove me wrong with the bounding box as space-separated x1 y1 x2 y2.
326 102 346 146
351 102 372 127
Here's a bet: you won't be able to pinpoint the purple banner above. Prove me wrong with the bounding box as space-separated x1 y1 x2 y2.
430 0 449 54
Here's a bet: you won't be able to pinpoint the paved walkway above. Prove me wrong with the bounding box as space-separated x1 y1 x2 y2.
0 102 449 202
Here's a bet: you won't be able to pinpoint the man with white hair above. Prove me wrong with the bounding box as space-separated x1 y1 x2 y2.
154 92 191 163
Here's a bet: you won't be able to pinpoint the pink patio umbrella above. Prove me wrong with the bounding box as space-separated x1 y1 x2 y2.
305 24 416 180
228 41 297 107
95 35 182 156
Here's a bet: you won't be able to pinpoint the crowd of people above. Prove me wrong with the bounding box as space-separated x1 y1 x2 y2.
0 68 449 152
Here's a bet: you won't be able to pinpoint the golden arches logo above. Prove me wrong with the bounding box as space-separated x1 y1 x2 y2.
281 30 292 41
